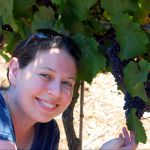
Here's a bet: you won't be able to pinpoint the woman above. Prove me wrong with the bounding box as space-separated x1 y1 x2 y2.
0 29 137 149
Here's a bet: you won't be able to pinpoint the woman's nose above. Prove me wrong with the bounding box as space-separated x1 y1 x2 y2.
47 80 61 97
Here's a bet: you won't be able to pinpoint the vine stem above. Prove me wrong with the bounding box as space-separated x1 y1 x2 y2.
98 32 115 43
79 80 84 150
62 82 81 150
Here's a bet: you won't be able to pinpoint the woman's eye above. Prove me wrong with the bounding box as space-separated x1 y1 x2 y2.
62 81 73 87
39 74 51 80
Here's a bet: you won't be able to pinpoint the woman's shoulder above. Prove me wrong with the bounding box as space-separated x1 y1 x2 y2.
0 90 6 106
0 90 11 116
0 90 16 143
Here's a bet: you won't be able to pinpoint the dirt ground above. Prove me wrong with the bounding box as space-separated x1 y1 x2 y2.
0 55 150 149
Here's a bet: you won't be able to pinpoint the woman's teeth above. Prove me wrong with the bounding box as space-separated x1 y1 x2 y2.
40 100 56 108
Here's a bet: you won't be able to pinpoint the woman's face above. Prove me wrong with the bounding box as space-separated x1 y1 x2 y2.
10 48 77 123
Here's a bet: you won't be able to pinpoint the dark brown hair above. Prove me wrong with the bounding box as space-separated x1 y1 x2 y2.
12 29 81 69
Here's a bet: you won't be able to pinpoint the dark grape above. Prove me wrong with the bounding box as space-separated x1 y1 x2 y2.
106 41 124 85
124 92 146 119
123 92 133 110
144 104 150 112
133 97 146 119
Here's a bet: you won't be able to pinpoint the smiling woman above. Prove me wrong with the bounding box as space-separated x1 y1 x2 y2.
0 29 81 150
0 29 137 150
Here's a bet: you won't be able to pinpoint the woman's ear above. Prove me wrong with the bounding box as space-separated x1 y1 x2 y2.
8 57 20 87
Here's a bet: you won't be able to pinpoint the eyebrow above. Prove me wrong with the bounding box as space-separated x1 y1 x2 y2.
38 67 76 81
38 67 56 72
67 77 76 81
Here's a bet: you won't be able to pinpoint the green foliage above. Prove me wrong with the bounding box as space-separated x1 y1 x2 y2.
111 14 149 60
31 6 55 32
51 0 61 6
59 3 81 33
69 0 97 21
13 0 36 18
124 60 150 103
3 31 21 53
0 0 149 145
74 34 106 83
127 109 147 143
15 20 31 39
101 0 138 15
0 0 17 31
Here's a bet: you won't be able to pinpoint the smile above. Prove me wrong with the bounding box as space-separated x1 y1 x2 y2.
35 97 58 111
40 100 56 108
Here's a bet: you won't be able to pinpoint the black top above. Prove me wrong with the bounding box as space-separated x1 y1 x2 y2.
0 91 60 150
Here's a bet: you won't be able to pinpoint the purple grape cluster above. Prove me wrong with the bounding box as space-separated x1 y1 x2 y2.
106 41 150 119
123 92 146 119
106 41 124 86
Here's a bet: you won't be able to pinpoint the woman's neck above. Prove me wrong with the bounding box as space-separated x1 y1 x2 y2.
15 125 34 150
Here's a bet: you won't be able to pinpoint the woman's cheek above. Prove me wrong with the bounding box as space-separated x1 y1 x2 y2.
63 89 73 103
32 78 48 89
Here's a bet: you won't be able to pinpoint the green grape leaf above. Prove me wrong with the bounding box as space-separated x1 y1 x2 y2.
69 0 97 21
3 31 21 54
85 18 106 35
13 0 36 18
101 0 138 15
56 1 89 34
124 60 150 103
111 14 149 60
139 0 150 10
31 6 55 32
15 20 31 39
0 17 2 34
139 59 150 72
59 3 85 33
127 108 147 143
0 0 17 30
51 0 61 6
74 34 106 83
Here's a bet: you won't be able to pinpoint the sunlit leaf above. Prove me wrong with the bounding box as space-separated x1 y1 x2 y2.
31 6 55 32
13 0 36 18
111 14 149 60
127 109 147 143
74 34 106 83
0 0 17 30
101 0 138 15
124 60 150 102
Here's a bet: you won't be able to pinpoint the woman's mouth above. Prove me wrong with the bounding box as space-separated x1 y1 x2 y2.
40 100 56 108
35 97 58 111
